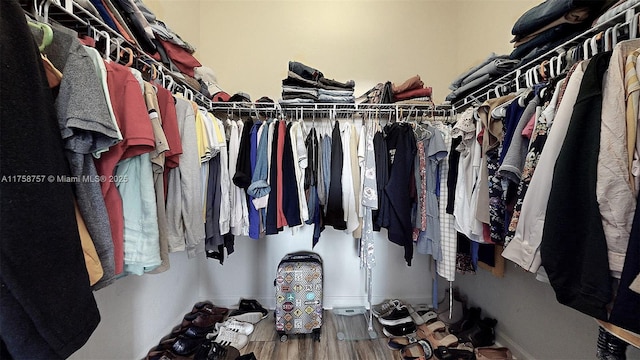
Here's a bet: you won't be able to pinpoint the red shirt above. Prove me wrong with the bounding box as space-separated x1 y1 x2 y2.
155 85 183 198
94 61 155 274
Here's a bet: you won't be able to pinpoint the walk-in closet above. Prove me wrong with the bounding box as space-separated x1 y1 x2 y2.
2 0 640 359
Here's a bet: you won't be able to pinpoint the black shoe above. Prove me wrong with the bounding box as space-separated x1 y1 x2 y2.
379 306 412 326
239 299 268 316
449 307 481 335
434 345 475 360
172 335 206 356
382 322 417 337
457 317 496 348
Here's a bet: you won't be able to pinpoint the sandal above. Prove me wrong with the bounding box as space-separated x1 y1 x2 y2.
474 346 513 360
388 334 418 351
433 345 475 360
417 321 459 348
400 339 433 360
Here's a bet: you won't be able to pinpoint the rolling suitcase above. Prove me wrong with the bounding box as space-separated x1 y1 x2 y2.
274 251 323 342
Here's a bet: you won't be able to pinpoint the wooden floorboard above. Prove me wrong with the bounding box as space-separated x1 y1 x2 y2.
239 311 403 360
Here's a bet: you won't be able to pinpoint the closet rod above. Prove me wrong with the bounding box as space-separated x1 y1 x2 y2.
209 102 454 116
30 0 214 110
452 2 640 111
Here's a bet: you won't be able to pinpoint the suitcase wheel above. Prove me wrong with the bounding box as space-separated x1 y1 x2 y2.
280 334 288 342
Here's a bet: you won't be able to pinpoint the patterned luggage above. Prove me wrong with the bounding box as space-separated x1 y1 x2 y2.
274 251 323 342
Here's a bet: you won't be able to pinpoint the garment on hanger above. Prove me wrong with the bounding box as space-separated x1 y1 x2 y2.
541 51 613 320
1 4 100 356
166 97 205 257
379 122 417 266
325 121 347 230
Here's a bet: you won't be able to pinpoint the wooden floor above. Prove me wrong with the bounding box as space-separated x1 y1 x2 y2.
239 311 403 360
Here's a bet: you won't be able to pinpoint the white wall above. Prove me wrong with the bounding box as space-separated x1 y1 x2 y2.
198 226 435 310
69 1 640 359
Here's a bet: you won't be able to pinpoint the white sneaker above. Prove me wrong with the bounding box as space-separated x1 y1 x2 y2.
228 311 265 324
215 319 254 336
210 327 249 350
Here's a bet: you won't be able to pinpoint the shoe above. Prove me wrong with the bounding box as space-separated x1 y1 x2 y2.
215 319 254 336
192 300 229 316
434 345 475 360
457 317 497 348
372 299 402 318
400 340 432 360
146 349 192 360
416 321 459 348
208 327 249 350
387 335 418 351
194 341 240 360
184 312 225 328
227 310 266 324
449 307 481 335
379 306 412 326
236 353 258 360
171 335 206 356
475 346 513 360
238 298 269 317
383 322 417 337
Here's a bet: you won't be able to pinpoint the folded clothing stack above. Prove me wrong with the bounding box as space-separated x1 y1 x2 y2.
280 61 355 104
391 75 433 103
509 0 612 64
357 75 433 104
445 53 520 103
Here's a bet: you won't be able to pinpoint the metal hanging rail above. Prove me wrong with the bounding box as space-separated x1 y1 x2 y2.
452 2 640 111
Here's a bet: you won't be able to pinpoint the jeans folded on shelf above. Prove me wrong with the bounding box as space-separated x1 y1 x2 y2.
282 93 318 101
450 53 508 90
445 74 492 102
512 0 607 37
289 61 324 81
279 98 315 105
283 72 318 88
317 94 355 103
460 58 520 87
319 77 355 90
282 85 319 96
318 88 354 97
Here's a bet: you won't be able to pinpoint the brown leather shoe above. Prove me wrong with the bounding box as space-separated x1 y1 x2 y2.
191 301 229 316
475 347 513 360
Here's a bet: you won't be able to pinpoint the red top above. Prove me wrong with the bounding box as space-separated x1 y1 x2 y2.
94 61 155 274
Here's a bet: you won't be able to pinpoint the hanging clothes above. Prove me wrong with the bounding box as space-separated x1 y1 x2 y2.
1 5 100 357
325 121 347 230
380 122 417 266
540 51 613 321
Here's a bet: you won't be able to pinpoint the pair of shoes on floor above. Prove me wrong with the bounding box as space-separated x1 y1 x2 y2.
474 346 513 360
192 300 230 316
596 326 629 360
399 339 433 360
162 311 225 341
387 320 459 352
433 344 475 360
228 299 269 324
206 325 250 350
215 318 254 336
193 341 240 360
379 304 417 337
456 316 497 348
372 299 403 318
449 306 481 335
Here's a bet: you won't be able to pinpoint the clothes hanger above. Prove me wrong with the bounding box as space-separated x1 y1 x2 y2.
27 19 53 52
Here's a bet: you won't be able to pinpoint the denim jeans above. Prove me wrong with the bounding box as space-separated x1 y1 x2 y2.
289 61 323 81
